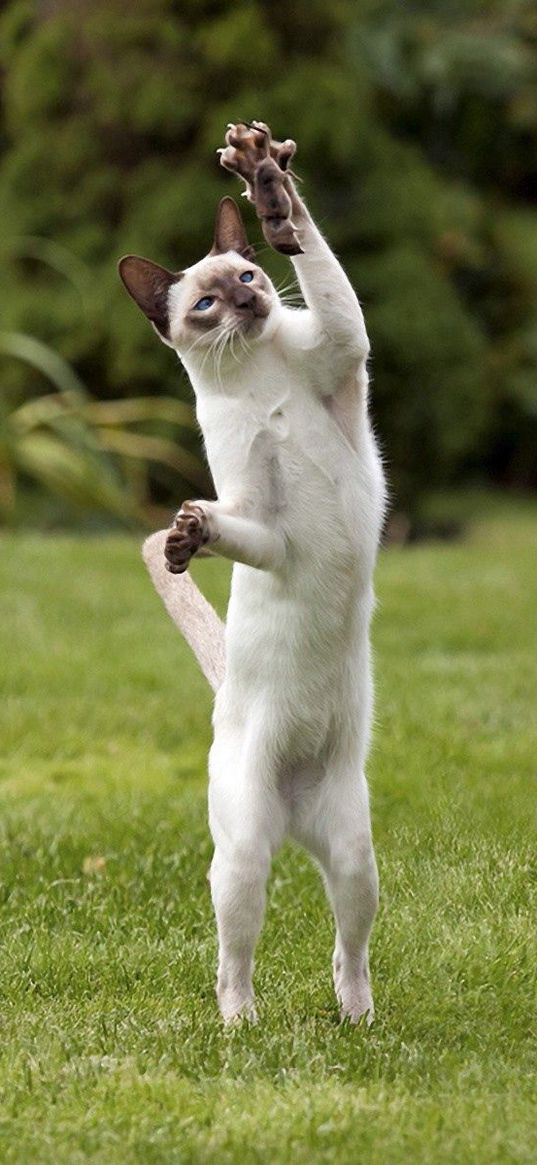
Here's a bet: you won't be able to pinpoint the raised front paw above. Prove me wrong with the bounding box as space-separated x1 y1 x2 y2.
218 121 302 256
165 501 210 575
219 120 296 191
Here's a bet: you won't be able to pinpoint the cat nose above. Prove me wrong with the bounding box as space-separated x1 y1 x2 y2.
232 287 256 310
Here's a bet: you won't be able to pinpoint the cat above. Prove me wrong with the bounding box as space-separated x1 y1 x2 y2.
119 121 387 1024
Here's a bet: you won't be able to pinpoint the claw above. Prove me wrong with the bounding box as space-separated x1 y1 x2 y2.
218 119 301 255
241 119 269 137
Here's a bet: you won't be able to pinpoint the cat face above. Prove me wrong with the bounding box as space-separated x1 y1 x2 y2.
118 197 279 360
168 252 276 353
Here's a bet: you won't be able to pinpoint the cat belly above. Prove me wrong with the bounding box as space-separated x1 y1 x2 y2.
218 559 373 761
210 398 384 759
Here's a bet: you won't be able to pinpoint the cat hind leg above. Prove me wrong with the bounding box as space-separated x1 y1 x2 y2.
210 840 269 1023
208 730 287 1023
292 763 378 1024
326 837 378 1025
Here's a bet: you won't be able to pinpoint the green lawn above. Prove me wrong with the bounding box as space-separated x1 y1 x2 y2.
0 498 535 1164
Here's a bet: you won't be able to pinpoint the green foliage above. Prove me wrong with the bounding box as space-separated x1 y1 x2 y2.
0 500 535 1159
360 245 488 506
0 331 206 525
0 0 535 523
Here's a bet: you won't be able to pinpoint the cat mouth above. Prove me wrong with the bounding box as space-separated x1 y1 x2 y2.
233 304 270 327
230 313 268 337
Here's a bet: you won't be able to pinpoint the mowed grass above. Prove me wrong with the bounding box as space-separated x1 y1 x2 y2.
0 497 535 1164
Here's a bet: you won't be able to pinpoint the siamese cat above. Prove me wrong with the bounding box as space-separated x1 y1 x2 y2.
119 122 386 1024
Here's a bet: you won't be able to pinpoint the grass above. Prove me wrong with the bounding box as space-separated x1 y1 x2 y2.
0 495 535 1163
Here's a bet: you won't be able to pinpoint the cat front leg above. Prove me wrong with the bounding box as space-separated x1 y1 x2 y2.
165 500 285 574
220 121 369 364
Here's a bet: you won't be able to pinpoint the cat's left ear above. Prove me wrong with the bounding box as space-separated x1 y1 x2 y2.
118 255 182 340
211 197 256 262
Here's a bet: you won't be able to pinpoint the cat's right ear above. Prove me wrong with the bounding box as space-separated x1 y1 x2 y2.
211 197 256 262
118 256 182 340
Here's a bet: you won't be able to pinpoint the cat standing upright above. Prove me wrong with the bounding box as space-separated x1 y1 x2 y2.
119 122 387 1024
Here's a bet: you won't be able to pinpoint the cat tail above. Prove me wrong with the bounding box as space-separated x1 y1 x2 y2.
142 531 226 693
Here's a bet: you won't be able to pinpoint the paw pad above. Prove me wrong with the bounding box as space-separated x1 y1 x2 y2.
219 121 302 256
164 503 209 574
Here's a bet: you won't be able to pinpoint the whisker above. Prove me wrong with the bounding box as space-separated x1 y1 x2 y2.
276 276 300 294
184 310 261 384
184 331 210 357
279 290 304 300
238 330 252 360
250 243 272 258
208 333 224 384
197 323 229 382
213 324 234 387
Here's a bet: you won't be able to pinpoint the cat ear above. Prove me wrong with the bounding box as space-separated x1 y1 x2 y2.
118 256 182 338
211 197 256 262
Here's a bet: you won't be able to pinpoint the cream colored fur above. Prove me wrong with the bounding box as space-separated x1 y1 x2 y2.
139 146 386 1024
142 531 225 693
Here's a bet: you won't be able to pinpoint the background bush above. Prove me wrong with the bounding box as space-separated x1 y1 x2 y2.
0 0 536 524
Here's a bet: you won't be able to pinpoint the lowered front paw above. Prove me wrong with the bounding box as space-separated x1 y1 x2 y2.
165 501 210 574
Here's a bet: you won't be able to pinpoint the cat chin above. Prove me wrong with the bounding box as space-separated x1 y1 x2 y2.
250 303 282 341
236 314 270 337
222 311 276 345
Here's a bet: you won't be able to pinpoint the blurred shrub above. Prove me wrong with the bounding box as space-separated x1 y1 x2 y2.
0 331 206 527
0 0 535 526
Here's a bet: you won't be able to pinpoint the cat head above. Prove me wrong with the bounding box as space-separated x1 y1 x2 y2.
118 198 280 362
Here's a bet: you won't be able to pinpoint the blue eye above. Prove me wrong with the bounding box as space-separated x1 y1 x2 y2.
194 296 214 311
239 271 254 283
